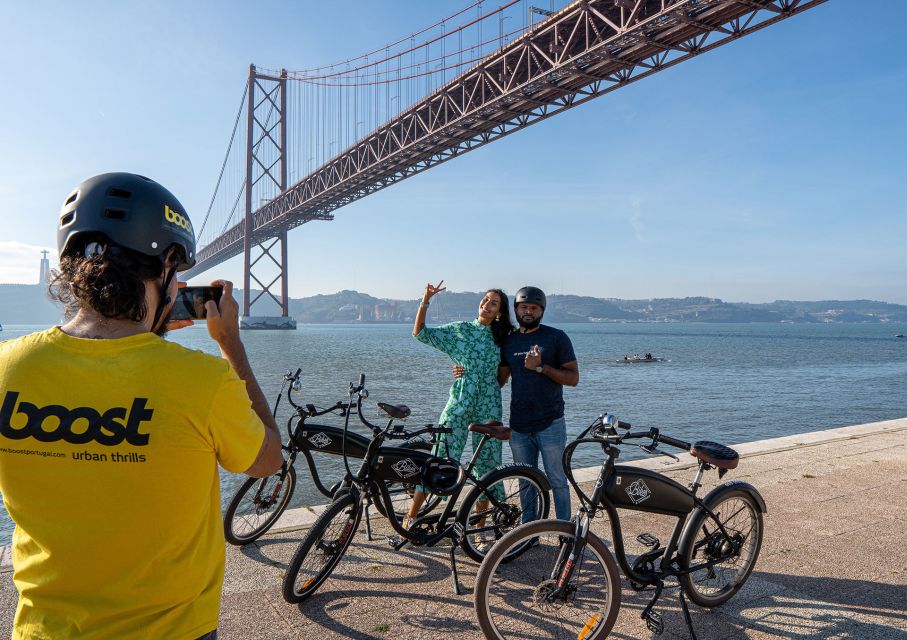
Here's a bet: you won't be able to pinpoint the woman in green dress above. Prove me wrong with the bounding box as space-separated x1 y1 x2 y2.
404 280 514 529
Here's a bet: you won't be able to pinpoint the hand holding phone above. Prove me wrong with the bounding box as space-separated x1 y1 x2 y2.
169 286 224 321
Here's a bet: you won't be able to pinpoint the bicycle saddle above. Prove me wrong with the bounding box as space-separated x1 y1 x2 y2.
468 421 512 441
377 402 411 420
690 440 739 470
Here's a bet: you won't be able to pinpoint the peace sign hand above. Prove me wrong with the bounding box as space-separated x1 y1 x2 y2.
423 280 446 301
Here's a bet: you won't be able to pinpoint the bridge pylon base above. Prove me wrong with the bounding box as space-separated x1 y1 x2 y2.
240 316 297 331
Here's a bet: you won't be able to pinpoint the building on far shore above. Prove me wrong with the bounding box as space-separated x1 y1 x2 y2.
38 250 50 287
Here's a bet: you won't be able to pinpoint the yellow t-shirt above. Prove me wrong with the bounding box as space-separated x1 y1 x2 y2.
0 327 266 640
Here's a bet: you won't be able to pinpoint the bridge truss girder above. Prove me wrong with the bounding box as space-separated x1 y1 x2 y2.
191 0 825 274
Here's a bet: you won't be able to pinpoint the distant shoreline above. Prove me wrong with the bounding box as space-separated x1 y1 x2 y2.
2 283 906 325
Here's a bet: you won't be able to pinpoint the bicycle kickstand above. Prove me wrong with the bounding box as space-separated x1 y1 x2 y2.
678 586 698 640
448 522 466 596
364 498 374 541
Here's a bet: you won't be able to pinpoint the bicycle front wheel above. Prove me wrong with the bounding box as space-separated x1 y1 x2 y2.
679 488 763 607
282 492 362 603
474 519 621 640
223 464 297 545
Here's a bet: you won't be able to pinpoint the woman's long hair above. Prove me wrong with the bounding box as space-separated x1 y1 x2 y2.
485 289 515 346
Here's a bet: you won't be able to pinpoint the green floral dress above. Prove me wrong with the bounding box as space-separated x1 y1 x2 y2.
416 320 503 497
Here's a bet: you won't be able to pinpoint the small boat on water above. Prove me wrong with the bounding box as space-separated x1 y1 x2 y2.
617 354 668 363
897 334 905 338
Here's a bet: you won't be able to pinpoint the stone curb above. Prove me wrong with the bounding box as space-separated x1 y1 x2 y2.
2 416 905 572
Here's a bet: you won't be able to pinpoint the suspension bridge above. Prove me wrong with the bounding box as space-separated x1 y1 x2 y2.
184 0 826 329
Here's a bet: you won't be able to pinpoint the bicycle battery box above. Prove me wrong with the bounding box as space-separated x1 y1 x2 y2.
605 466 694 517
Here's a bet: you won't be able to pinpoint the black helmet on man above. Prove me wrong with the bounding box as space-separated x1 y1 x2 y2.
57 172 196 270
514 286 546 310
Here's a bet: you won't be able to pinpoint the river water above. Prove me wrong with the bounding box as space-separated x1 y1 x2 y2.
2 321 906 545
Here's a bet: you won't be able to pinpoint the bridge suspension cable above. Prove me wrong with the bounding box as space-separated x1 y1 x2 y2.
190 0 827 293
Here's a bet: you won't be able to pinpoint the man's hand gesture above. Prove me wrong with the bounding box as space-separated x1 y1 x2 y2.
524 345 542 370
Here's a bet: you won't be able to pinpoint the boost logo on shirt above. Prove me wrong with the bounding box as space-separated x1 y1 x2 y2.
0 391 153 446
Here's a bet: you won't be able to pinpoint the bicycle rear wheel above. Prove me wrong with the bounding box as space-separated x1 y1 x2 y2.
282 492 361 603
474 519 621 640
458 465 551 563
679 488 763 607
223 464 296 545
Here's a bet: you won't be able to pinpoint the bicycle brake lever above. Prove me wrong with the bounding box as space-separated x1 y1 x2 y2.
639 443 680 462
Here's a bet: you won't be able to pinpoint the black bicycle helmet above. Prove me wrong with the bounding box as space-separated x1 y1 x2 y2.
514 286 546 310
57 172 196 270
420 457 466 497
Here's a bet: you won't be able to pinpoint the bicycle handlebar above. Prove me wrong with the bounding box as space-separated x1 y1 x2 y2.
657 433 692 451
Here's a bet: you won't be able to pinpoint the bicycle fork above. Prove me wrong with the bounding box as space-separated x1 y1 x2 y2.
548 511 592 599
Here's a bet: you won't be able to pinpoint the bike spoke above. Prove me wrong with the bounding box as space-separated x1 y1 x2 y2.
464 475 546 557
688 496 760 598
292 507 357 592
482 530 615 639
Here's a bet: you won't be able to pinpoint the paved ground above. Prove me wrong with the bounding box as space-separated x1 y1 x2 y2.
2 418 906 639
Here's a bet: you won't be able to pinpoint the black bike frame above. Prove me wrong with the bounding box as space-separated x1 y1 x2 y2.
341 384 517 548
276 370 357 498
560 425 742 589
270 369 431 498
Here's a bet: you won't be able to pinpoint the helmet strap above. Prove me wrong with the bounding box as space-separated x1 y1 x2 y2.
150 265 177 333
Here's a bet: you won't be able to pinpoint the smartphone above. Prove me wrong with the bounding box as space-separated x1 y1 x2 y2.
169 286 223 321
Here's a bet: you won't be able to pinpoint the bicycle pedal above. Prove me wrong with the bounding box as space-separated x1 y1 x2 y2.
384 535 407 551
643 609 664 635
636 532 660 548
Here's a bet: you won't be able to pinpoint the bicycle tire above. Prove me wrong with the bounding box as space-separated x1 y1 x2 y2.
223 464 297 546
474 519 621 640
282 492 361 603
458 465 551 563
678 488 763 607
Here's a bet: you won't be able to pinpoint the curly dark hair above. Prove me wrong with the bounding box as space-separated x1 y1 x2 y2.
47 239 173 322
485 289 515 346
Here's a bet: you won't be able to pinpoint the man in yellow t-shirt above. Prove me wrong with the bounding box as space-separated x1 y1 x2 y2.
0 173 284 639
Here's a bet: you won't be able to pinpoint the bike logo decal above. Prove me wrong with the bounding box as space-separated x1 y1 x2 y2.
625 479 653 505
308 432 332 449
391 458 420 479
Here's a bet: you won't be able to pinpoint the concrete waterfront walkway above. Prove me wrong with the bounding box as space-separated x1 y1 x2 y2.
2 418 906 639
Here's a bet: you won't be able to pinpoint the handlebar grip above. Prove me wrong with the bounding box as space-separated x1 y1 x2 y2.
659 434 692 451
358 373 365 388
617 420 631 429
294 368 301 377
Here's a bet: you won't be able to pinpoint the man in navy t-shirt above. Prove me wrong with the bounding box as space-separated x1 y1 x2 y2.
499 286 578 521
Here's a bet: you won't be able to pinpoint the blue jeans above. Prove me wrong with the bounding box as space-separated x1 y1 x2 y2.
509 416 572 521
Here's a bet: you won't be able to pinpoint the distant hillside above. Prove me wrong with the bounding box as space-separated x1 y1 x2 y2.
241 290 907 324
3 285 906 325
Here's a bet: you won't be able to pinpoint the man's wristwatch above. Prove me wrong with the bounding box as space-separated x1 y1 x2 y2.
534 365 544 373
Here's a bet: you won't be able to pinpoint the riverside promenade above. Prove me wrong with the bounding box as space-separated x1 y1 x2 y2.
1 418 906 639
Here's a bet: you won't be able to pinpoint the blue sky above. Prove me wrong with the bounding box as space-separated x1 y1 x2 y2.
1 1 905 304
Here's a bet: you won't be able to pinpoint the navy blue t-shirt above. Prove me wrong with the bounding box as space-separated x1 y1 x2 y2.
502 325 576 433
